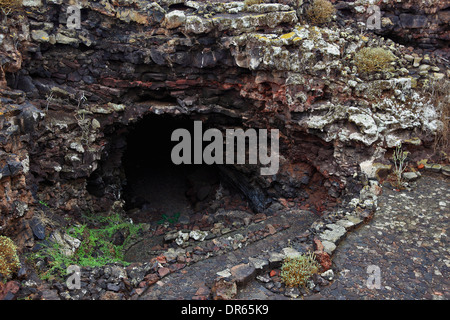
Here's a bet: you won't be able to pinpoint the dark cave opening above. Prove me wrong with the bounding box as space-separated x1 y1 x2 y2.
119 113 254 224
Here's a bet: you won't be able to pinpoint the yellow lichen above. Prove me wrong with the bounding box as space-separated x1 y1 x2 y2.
280 32 296 40
360 35 369 42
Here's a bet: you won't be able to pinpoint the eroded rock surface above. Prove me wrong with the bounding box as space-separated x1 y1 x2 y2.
0 1 448 263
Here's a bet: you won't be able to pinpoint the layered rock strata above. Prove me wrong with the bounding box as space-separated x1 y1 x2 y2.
0 0 447 247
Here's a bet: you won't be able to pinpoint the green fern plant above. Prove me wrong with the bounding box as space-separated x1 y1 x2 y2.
30 213 143 280
157 212 181 225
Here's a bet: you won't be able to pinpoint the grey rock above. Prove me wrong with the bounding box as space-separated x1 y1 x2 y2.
49 230 81 257
249 257 269 270
110 266 127 280
321 269 334 281
336 216 363 230
164 230 179 242
282 247 300 258
321 240 336 255
126 266 146 287
425 164 441 172
31 30 50 43
216 269 232 278
106 283 121 292
402 171 420 181
30 217 46 240
320 224 346 244
256 274 271 283
189 230 208 241
163 10 186 29
285 287 301 298
269 252 285 264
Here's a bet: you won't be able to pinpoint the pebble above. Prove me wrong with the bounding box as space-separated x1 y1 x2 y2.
403 171 420 181
230 264 256 284
413 56 422 67
321 269 334 281
216 269 232 278
320 224 346 243
418 64 430 72
269 252 285 264
321 241 336 255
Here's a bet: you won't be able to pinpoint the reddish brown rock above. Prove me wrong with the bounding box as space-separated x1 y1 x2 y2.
211 278 237 300
144 273 159 286
193 284 211 300
314 250 332 273
0 281 20 300
230 263 256 285
100 291 122 300
157 267 170 278
313 238 324 252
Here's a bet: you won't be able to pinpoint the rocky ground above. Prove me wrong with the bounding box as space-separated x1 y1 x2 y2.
239 171 450 300
0 0 449 302
321 172 449 300
1 168 447 300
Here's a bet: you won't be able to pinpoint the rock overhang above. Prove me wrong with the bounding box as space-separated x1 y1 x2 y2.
0 0 448 245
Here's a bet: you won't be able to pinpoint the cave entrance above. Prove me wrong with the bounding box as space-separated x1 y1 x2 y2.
121 114 250 225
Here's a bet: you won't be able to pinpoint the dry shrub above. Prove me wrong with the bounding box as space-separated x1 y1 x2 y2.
244 0 263 8
280 251 319 287
426 78 450 153
0 236 21 279
354 47 396 73
306 0 335 25
0 0 22 15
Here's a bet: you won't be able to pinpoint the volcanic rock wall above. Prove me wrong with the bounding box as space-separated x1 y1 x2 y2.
0 0 448 248
336 0 449 55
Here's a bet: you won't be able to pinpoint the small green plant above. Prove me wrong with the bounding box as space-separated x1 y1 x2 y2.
31 213 143 280
392 143 408 189
0 236 21 279
306 0 335 25
39 200 49 208
45 90 54 113
354 47 395 73
157 212 181 225
280 251 319 287
74 91 91 146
